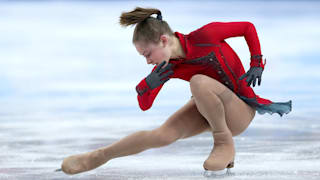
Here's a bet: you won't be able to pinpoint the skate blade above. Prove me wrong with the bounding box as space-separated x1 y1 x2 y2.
227 161 234 168
203 168 233 177
54 168 62 172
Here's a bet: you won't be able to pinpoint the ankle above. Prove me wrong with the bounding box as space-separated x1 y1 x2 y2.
97 147 113 161
213 131 234 145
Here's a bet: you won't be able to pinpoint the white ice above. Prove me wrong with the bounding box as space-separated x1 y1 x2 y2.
0 0 319 180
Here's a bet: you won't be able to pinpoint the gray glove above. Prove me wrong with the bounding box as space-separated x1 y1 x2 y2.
239 67 263 87
146 61 174 90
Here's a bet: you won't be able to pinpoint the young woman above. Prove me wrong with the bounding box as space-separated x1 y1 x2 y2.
59 7 292 175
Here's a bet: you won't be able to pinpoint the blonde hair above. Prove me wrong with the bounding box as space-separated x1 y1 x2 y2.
119 7 174 44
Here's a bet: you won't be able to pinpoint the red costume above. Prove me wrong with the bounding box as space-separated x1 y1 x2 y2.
135 22 292 116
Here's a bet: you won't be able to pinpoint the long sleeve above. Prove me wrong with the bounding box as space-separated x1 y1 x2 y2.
135 66 165 111
201 22 265 69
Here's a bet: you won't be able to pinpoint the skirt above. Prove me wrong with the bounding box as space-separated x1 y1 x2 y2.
190 95 292 117
239 96 292 117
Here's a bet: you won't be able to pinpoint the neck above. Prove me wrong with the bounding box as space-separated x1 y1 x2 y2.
170 36 186 60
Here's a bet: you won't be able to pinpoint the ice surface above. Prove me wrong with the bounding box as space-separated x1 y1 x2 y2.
0 0 319 180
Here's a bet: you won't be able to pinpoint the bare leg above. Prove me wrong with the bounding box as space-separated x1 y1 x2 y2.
189 74 256 171
61 98 211 174
61 131 169 174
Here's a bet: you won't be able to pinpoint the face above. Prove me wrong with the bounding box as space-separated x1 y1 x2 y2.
134 35 171 66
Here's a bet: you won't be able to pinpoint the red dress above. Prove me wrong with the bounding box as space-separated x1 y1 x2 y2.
135 22 292 117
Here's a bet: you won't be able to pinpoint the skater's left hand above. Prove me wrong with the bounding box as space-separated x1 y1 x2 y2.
239 67 263 87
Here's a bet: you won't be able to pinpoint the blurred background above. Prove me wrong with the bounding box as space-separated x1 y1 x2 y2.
0 0 319 179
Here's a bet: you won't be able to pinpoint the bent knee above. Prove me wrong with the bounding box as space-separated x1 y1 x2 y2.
189 74 211 95
190 74 206 89
189 74 224 96
150 128 181 146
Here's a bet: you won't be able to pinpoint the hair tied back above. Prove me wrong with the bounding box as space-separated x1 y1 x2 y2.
157 12 162 21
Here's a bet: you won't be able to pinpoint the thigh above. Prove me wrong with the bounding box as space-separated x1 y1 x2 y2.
192 74 256 136
154 98 211 140
219 86 256 136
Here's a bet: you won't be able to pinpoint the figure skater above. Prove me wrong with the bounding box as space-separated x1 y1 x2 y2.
58 7 292 175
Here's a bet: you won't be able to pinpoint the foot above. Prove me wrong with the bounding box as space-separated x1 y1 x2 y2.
203 131 235 171
61 148 109 174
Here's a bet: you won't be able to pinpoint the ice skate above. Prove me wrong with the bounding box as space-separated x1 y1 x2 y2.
203 161 234 177
202 131 235 176
59 148 109 175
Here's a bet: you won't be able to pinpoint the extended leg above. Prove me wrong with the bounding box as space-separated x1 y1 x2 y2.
61 98 211 175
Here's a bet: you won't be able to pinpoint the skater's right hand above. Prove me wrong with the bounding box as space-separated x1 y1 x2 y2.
145 61 174 90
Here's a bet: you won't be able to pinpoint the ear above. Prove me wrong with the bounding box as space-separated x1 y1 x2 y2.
159 34 169 47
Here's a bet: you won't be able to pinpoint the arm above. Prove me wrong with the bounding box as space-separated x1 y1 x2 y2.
205 22 265 69
136 77 164 111
135 62 174 111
